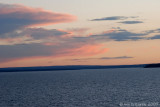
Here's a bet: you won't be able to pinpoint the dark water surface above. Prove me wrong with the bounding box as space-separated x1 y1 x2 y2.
0 68 160 107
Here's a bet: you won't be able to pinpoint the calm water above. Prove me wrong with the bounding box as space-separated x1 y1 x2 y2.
0 68 160 107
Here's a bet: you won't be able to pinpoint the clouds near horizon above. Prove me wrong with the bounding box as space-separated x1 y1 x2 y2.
1 3 160 65
0 43 108 63
1 26 160 63
70 56 134 62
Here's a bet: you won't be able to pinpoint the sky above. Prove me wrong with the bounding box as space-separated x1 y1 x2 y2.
0 0 160 67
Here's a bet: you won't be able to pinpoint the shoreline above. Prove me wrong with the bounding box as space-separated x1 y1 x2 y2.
0 64 145 72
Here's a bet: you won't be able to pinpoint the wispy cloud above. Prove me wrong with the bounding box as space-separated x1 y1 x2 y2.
0 43 108 63
100 56 134 59
91 16 138 21
66 28 90 36
70 56 134 62
0 3 76 34
149 35 160 40
0 28 109 63
89 28 145 41
1 3 160 64
145 28 160 34
0 28 70 45
2 26 160 63
119 21 143 24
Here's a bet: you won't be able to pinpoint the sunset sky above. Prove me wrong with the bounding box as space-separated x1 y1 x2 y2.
0 0 160 67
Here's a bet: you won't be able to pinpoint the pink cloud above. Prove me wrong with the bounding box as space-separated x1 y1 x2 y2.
0 3 76 34
55 44 109 57
0 43 108 64
72 44 108 56
0 4 76 25
102 29 116 34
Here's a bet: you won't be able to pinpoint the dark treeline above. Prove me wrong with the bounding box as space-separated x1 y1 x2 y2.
0 64 145 72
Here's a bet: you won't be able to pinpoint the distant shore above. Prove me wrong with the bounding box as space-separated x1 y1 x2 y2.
1 63 160 72
144 63 160 68
0 64 145 72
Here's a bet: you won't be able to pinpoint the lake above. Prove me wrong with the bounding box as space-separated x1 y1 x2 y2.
0 68 160 107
